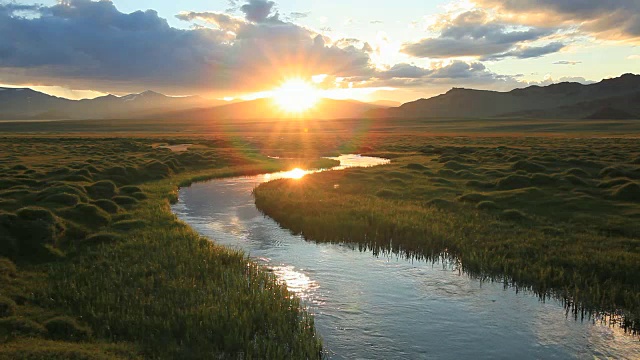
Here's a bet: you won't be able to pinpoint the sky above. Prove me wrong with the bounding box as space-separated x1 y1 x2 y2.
1 0 639 102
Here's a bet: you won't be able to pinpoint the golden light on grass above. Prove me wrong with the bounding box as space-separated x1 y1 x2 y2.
272 79 319 113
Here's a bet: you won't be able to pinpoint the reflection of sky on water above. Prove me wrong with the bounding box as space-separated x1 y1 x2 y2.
171 155 639 360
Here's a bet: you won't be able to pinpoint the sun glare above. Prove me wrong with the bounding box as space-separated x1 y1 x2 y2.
284 168 307 179
272 79 319 113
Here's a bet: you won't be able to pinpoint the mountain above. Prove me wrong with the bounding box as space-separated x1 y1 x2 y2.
504 90 640 119
586 107 637 120
369 100 401 107
369 73 640 120
0 88 211 120
155 97 384 120
0 88 74 119
4 73 639 121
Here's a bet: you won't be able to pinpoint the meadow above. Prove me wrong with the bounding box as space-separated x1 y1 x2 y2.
254 136 640 333
0 117 639 359
0 136 326 359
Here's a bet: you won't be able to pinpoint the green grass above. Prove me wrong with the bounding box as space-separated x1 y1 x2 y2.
0 137 324 359
1 123 639 357
254 137 640 333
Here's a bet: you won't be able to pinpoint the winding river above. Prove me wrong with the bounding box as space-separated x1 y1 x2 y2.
171 155 639 359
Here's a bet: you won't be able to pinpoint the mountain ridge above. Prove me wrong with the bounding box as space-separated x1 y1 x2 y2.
2 73 639 121
369 73 640 120
0 89 212 120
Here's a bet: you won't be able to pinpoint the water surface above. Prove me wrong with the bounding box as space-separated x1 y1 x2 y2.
171 155 639 359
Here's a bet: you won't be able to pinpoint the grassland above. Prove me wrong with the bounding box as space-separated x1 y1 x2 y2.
0 137 326 359
254 136 640 333
1 117 639 357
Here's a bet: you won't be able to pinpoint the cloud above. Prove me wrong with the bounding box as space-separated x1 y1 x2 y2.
0 0 529 96
553 60 581 65
0 0 377 94
402 10 559 60
475 0 640 41
378 63 432 79
289 12 309 20
240 0 276 23
482 42 565 61
529 75 595 87
628 55 640 60
365 60 521 89
176 11 245 33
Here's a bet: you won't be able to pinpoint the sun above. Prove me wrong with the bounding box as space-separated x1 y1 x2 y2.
272 79 320 113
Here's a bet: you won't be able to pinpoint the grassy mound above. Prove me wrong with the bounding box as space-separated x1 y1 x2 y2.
0 258 17 279
612 182 640 201
511 160 547 173
0 316 47 340
61 204 111 228
376 189 399 198
0 296 17 318
405 163 427 170
44 317 92 342
496 175 532 190
82 233 121 246
0 208 65 259
476 201 500 210
111 196 138 206
457 193 487 203
90 199 120 214
86 181 118 200
43 193 81 206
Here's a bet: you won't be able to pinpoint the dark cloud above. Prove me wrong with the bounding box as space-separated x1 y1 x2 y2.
402 10 557 59
476 0 640 40
482 42 565 61
240 0 276 23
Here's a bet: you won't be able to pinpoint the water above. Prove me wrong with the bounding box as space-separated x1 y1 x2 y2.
171 155 639 359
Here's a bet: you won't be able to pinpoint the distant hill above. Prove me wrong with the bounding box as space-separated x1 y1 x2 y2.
0 88 212 120
369 100 401 107
586 107 637 120
155 97 384 120
369 73 640 120
4 73 639 121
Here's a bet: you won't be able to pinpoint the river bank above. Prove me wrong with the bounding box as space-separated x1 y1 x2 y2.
0 136 324 359
174 154 640 359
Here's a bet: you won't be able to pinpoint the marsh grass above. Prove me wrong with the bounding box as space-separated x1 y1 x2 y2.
255 138 640 333
0 137 323 359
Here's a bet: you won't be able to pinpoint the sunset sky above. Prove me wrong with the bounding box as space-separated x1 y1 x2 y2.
1 0 639 103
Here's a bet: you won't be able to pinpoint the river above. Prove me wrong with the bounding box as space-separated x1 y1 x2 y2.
171 155 639 359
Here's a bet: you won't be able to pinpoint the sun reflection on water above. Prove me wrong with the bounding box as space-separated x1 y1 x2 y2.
270 265 319 300
282 168 307 179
